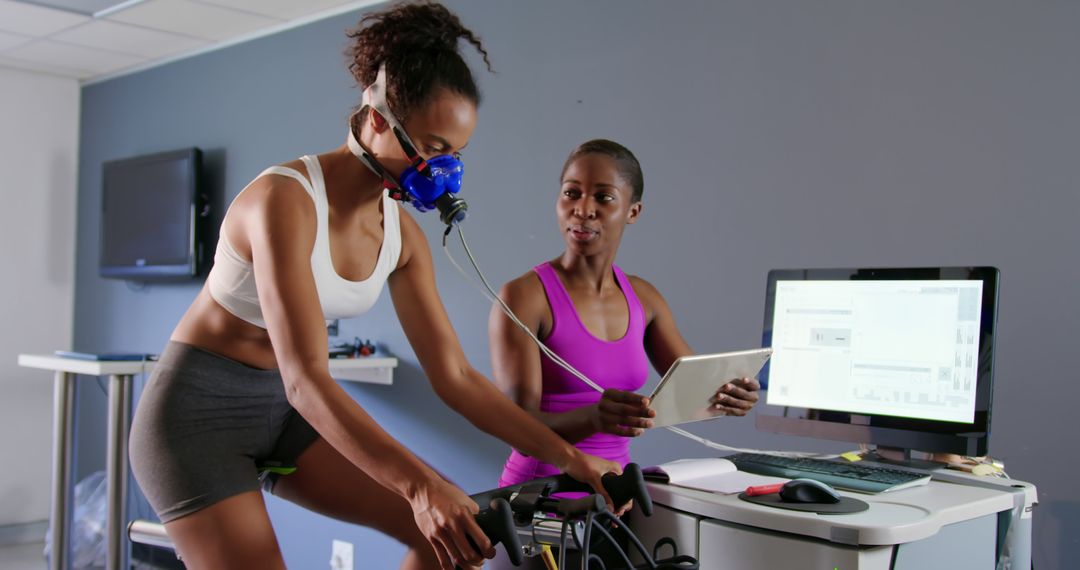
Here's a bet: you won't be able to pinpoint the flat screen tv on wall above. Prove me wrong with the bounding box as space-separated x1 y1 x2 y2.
99 147 210 281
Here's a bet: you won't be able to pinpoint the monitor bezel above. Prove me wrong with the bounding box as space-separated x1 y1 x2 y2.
99 147 203 281
757 266 999 457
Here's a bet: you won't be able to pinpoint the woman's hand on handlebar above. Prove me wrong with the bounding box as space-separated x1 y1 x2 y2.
560 450 622 511
409 476 495 569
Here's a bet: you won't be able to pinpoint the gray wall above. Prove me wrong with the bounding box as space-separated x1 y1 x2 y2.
74 1 1079 567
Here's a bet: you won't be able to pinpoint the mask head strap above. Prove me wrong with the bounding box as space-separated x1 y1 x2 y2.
356 64 431 175
346 117 407 200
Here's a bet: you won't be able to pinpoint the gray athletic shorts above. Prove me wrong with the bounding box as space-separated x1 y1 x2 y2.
129 341 319 522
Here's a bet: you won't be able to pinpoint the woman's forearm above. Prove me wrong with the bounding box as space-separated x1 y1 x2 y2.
530 407 598 445
436 368 583 467
287 371 439 501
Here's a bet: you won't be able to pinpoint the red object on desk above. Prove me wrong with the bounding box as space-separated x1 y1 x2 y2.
745 483 785 496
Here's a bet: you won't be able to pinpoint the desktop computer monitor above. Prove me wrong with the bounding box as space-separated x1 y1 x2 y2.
757 267 999 458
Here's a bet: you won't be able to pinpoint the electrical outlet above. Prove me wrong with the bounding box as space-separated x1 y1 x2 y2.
330 539 353 570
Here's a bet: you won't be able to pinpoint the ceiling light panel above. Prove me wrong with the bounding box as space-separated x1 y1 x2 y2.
0 53 88 77
12 0 135 17
107 0 281 42
6 38 144 74
196 0 356 21
0 29 33 51
52 19 207 58
0 0 89 36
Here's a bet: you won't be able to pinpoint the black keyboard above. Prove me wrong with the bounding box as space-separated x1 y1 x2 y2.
727 452 931 494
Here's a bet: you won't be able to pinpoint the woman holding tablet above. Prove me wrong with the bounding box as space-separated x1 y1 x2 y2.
489 139 762 489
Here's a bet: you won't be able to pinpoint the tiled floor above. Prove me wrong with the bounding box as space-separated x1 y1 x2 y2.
0 542 47 570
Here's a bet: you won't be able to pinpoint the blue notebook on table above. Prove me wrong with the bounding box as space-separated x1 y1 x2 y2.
54 351 158 361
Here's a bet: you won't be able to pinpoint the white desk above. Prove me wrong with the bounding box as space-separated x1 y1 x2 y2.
627 468 1036 569
17 353 397 570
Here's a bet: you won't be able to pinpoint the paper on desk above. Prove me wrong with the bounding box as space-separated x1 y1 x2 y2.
649 457 788 495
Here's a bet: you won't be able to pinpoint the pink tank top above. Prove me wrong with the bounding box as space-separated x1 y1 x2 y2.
498 262 650 487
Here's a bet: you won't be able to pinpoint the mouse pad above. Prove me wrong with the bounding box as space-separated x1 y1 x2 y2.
738 492 869 514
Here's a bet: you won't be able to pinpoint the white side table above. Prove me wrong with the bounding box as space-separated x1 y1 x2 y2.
18 353 397 570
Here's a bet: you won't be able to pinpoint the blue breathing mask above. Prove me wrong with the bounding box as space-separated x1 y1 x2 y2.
399 154 464 214
348 64 468 225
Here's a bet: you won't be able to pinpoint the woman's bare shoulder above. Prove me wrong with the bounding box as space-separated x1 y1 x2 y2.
222 170 317 258
626 273 667 317
233 166 316 216
501 267 546 305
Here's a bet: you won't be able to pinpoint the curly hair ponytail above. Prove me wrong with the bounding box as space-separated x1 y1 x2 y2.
346 1 492 122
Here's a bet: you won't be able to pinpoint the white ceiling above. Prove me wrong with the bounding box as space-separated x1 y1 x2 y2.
0 0 382 82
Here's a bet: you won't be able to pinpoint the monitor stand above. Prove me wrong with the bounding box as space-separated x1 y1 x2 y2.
862 446 947 471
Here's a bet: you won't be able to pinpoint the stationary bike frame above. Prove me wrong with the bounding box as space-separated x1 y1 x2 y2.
466 463 698 570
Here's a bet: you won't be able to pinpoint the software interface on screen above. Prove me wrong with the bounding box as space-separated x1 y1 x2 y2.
767 280 983 423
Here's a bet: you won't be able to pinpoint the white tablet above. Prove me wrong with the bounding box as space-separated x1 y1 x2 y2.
648 348 772 428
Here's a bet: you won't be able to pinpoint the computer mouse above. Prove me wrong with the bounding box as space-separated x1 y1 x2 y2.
779 478 841 504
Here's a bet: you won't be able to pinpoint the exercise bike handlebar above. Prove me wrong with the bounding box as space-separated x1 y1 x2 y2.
552 463 653 517
467 463 652 567
472 497 522 566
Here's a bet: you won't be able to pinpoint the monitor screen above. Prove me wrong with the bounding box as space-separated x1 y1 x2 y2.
100 148 203 280
758 267 999 457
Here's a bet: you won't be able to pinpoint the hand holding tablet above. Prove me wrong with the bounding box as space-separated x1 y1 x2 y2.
647 348 772 428
710 376 763 417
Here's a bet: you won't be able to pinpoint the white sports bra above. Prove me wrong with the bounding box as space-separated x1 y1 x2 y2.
206 155 402 329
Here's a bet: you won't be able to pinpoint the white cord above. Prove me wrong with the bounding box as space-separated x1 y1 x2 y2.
445 225 604 393
442 223 834 459
661 425 835 458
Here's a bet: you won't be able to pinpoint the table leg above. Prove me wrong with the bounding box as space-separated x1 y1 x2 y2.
49 371 75 570
106 374 133 570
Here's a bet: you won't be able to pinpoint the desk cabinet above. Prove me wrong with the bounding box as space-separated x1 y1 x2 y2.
628 476 1034 570
698 514 995 569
